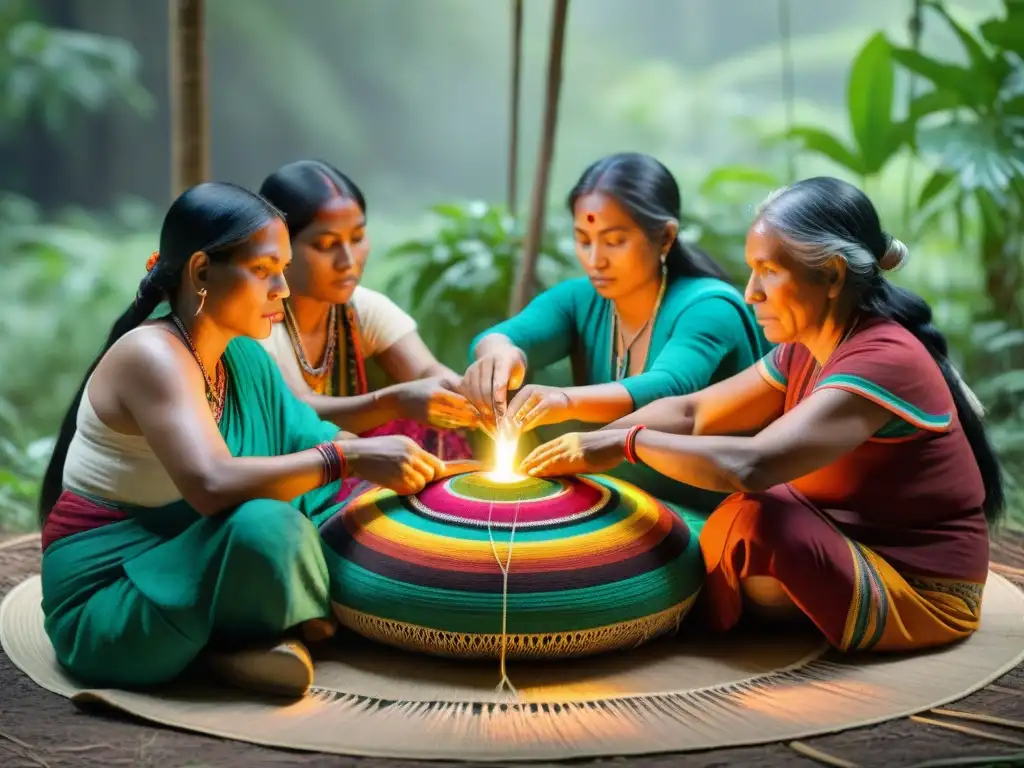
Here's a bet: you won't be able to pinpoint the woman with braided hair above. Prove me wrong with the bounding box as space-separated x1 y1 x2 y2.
522 177 1003 653
37 182 461 697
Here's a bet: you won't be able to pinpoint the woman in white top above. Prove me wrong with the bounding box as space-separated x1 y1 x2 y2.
257 161 477 496
37 182 463 699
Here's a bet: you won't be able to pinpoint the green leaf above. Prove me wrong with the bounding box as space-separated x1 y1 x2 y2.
847 33 898 174
918 170 956 207
975 369 1024 399
911 170 959 238
980 15 1024 55
975 187 1007 237
698 165 780 198
917 120 1024 198
891 47 978 105
926 2 995 76
785 127 864 175
909 89 965 121
429 202 468 221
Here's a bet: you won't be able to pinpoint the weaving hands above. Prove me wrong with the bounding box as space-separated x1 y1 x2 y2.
459 339 527 438
394 375 483 432
518 428 635 477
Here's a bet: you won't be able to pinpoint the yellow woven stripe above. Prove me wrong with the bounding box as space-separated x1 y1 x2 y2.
839 538 865 652
346 487 664 564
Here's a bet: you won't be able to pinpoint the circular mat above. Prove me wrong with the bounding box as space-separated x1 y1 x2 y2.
320 472 705 659
4 572 1024 761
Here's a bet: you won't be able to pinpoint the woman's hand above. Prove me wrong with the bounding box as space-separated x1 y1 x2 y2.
394 377 481 430
504 384 573 434
436 459 483 480
460 343 527 436
341 435 446 494
518 429 629 477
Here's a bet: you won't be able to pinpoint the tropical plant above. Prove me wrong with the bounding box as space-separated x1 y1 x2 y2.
383 201 579 373
889 0 1024 323
0 399 52 532
780 31 911 185
680 164 785 282
0 9 152 135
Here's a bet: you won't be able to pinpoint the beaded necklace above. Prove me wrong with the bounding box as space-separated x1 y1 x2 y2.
169 314 227 422
283 302 337 393
282 302 368 397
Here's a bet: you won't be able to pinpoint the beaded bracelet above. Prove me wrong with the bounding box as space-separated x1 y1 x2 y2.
315 442 347 485
623 425 646 465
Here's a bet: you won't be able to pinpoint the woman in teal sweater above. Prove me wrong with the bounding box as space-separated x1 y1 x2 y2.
462 153 767 510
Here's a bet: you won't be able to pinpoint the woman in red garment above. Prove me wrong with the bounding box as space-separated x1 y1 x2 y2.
520 176 1003 652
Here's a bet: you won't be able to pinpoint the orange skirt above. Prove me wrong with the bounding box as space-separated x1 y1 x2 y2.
699 485 984 652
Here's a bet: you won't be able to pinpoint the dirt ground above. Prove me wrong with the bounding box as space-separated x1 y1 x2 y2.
4 531 1024 768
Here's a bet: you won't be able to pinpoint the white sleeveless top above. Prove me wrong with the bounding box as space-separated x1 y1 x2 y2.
63 331 183 507
259 286 417 396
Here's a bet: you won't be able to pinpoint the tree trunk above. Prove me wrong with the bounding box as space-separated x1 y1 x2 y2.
169 0 209 196
981 217 1023 327
508 0 569 316
507 0 523 216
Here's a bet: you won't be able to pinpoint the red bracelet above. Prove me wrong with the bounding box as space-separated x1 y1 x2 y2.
315 443 346 485
624 425 646 464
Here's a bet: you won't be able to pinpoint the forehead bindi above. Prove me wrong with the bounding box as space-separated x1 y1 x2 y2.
574 193 631 231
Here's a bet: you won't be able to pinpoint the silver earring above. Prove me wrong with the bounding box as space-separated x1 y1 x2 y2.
195 288 207 317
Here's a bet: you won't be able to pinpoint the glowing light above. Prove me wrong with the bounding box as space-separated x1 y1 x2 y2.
487 430 524 484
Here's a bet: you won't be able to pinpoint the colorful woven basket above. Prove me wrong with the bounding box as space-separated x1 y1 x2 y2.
319 471 705 660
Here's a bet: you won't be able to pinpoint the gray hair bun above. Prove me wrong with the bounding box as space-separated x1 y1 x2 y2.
879 236 909 271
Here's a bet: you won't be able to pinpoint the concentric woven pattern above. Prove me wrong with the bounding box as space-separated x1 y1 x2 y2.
318 472 706 659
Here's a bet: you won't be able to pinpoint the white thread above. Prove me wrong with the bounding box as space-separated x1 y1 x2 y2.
487 493 521 698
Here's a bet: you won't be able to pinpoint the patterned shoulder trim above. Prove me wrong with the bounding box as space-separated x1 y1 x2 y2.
814 373 953 432
755 349 786 392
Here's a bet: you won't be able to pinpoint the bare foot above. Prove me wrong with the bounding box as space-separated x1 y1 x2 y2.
301 616 338 644
205 639 314 698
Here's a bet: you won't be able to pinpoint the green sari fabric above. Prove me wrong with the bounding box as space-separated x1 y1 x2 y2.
41 337 343 688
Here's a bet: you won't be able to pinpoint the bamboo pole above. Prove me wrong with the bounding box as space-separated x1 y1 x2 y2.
508 0 569 316
169 0 210 196
507 0 523 216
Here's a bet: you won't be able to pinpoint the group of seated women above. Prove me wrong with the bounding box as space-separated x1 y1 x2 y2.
36 151 1004 697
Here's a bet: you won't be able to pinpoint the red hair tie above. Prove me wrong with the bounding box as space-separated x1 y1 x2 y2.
146 251 160 272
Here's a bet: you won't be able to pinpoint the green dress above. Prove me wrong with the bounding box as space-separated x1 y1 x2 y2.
41 338 343 688
472 276 769 511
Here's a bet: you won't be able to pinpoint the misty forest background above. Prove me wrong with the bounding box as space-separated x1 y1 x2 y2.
2 0 1022 532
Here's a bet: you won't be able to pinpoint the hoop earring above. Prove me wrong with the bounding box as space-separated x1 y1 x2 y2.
195 288 207 317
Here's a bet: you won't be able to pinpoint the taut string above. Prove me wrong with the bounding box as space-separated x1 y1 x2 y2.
487 492 521 697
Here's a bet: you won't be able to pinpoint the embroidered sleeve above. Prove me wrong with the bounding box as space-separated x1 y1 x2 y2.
815 327 954 436
755 344 790 392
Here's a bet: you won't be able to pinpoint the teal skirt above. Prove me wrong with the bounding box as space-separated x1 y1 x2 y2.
41 484 342 688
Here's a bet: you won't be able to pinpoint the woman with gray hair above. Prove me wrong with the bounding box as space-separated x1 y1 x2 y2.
520 176 1003 653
